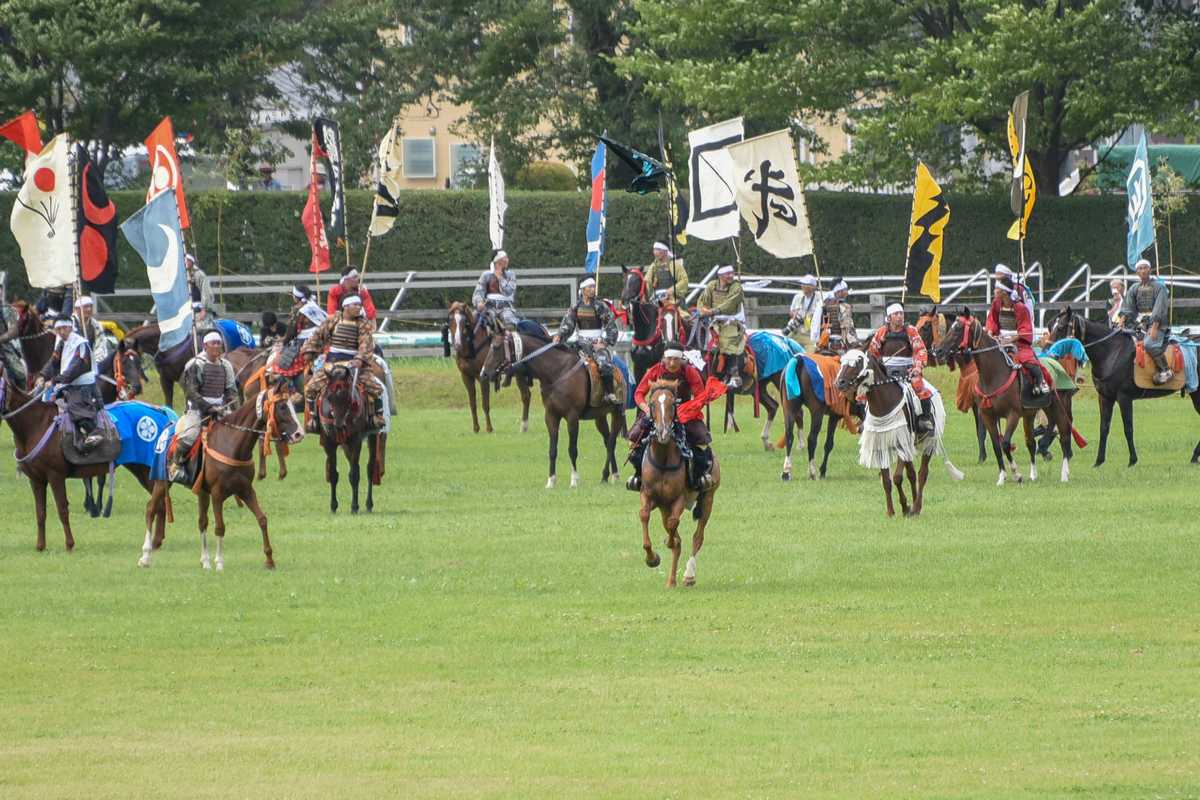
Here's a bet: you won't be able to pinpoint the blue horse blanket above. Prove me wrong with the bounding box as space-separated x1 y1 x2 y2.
1171 338 1199 392
748 331 804 381
104 401 179 480
783 354 826 401
613 355 635 409
216 318 256 350
1039 337 1088 365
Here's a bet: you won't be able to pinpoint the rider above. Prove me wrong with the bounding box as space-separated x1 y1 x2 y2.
326 267 378 320
259 311 288 349
647 241 690 313
819 279 858 354
472 250 520 332
1118 258 1174 384
986 272 1049 396
169 331 240 480
626 342 715 493
553 275 621 404
192 301 219 344
782 274 823 349
697 264 747 389
302 294 386 432
286 284 328 343
867 302 935 433
993 263 1034 318
73 295 110 367
37 316 105 450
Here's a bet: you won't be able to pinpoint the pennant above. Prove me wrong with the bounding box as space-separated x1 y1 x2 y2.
686 117 743 241
0 110 43 158
584 139 606 273
75 144 118 294
1009 91 1029 219
599 135 668 194
10 134 75 289
370 121 403 237
488 136 506 250
904 162 951 303
726 130 813 259
1126 132 1155 267
304 129 331 273
145 116 191 230
120 189 193 351
313 118 346 245
665 171 688 247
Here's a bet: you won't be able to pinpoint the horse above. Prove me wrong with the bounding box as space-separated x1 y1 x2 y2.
917 306 988 463
693 318 781 440
834 349 962 517
137 376 304 570
12 300 55 382
442 301 532 433
1 373 154 551
81 343 151 518
314 363 384 514
481 330 625 487
776 355 847 482
1049 307 1200 466
240 358 297 481
637 381 719 588
935 312 1080 485
621 268 688 385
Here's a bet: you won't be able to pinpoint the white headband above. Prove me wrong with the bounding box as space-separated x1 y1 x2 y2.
652 242 673 257
832 280 848 293
74 296 94 308
799 275 817 287
491 250 508 265
1135 258 1152 270
341 295 362 308
191 302 203 310
886 303 904 316
53 317 73 328
203 332 222 344
291 287 306 300
717 265 735 276
663 349 684 359
994 263 1014 277
341 269 359 283
579 277 596 290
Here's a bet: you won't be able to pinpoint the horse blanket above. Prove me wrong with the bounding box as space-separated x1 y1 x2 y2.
748 331 804 380
105 401 180 480
1133 339 1194 391
783 353 860 434
216 318 257 351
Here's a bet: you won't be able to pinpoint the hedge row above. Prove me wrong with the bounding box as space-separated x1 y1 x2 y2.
2 188 1195 314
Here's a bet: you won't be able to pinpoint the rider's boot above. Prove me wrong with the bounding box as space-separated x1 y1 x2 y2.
725 356 742 390
1152 352 1175 385
601 369 620 405
693 446 715 490
370 397 387 430
1026 364 1048 396
916 396 934 434
625 443 645 491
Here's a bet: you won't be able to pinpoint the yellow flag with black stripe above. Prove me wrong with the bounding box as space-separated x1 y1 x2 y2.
904 161 950 302
1006 106 1037 240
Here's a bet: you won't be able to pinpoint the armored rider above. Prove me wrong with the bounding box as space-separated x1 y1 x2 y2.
819 279 858 354
169 331 240 480
73 295 110 366
326 267 378 320
302 294 385 432
553 275 621 404
472 250 520 332
35 316 105 450
986 273 1049 396
1118 258 1174 384
866 302 935 433
646 241 690 312
0 294 27 386
697 264 747 389
782 274 823 349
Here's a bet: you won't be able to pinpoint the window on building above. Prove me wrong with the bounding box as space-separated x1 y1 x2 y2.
450 143 483 188
404 138 436 179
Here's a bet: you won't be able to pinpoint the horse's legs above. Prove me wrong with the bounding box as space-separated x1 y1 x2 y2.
640 495 659 568
276 445 288 480
973 405 987 463
48 477 74 551
1053 396 1075 482
594 415 615 483
566 415 581 489
983 411 1008 486
819 411 837 479
462 371 481 433
197 490 211 570
891 462 910 515
325 440 339 513
545 411 561 489
902 460 919 516
30 476 48 551
1022 414 1038 482
82 478 96 518
139 483 167 568
212 495 226 572
480 376 494 434
1001 412 1022 483
257 444 268 481
781 401 796 481
365 435 377 513
1191 390 1200 464
661 500 685 588
684 488 715 588
346 438 363 514
760 382 778 450
242 489 274 569
914 454 931 515
724 391 739 433
518 379 531 434
880 467 896 517
1118 394 1137 467
162 375 174 409
1095 394 1114 467
806 408 824 480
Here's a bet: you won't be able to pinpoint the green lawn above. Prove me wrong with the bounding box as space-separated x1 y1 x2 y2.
1 359 1198 798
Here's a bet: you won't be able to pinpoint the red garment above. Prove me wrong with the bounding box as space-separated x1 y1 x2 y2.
985 296 1038 366
678 377 728 423
634 362 704 407
326 283 377 320
867 324 930 398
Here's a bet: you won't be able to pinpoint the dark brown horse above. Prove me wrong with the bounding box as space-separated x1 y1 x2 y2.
638 381 719 588
935 313 1080 485
315 363 383 514
442 301 531 433
12 301 55 383
137 377 304 569
622 268 689 385
481 330 625 487
917 307 987 463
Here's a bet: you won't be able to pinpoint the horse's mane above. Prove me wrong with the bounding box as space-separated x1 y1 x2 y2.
11 300 42 333
447 300 475 323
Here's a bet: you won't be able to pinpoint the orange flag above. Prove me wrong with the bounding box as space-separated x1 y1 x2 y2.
145 117 191 229
0 110 43 158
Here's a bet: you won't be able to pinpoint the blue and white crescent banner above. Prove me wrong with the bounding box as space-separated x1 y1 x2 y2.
120 188 192 351
584 140 606 274
1126 132 1155 267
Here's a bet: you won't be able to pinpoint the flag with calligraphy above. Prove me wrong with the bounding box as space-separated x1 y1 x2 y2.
303 129 331 274
0 110 43 162
584 139 606 273
75 144 119 294
725 129 813 259
370 120 403 237
686 117 743 241
313 118 346 246
488 136 506 250
145 116 191 230
10 133 76 289
904 162 950 303
1126 131 1154 267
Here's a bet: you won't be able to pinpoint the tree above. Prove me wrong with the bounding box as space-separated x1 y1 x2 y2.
0 0 308 181
621 0 1200 195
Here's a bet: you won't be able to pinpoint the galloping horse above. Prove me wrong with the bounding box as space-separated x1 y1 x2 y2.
314 364 383 514
1050 307 1200 466
481 330 625 487
138 377 304 570
622 268 688 385
935 312 1080 485
442 301 532 433
917 306 987 463
637 381 719 588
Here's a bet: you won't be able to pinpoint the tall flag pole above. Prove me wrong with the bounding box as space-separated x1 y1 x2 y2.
363 117 403 277
488 135 507 251
1126 131 1156 273
902 161 951 303
584 138 607 278
1008 91 1030 280
304 127 332 303
313 118 349 269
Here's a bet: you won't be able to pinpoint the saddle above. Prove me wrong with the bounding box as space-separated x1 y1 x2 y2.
585 358 626 408
1017 369 1052 409
711 347 758 384
1133 340 1187 391
60 408 122 466
166 424 207 487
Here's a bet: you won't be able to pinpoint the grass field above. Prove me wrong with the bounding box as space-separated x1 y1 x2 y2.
2 358 1199 798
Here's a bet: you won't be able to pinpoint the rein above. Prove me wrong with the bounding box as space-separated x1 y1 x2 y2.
646 386 685 471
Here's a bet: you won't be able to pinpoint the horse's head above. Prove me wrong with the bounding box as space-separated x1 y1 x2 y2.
260 377 305 445
444 301 476 357
647 380 679 444
1048 305 1082 343
620 266 644 303
834 348 871 397
114 339 147 400
933 307 979 363
11 300 41 336
479 330 511 383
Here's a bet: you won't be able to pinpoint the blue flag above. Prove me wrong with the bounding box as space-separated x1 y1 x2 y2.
120 189 192 351
584 140 606 273
1126 132 1155 267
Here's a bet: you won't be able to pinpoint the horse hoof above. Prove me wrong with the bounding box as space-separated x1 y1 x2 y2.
683 576 696 587
264 561 276 570
215 562 224 572
781 472 791 482
645 553 660 568
137 557 150 568
350 507 359 515
1127 459 1138 468
202 561 211 570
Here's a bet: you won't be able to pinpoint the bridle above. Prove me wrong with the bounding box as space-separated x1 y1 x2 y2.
646 384 684 471
1051 309 1123 351
318 366 364 442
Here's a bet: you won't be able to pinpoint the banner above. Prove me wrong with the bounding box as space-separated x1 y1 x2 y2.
904 162 951 302
599 135 667 194
0 110 43 159
726 129 813 259
144 116 191 229
1006 104 1036 240
1009 91 1029 219
1126 132 1155 267
584 139 606 273
303 129 331 273
686 117 743 241
370 121 403 237
75 144 119 294
488 136 506 250
120 189 193 351
313 117 346 245
10 133 76 289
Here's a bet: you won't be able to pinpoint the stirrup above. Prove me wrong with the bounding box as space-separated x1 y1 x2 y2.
626 475 641 491
1153 369 1175 385
697 472 715 490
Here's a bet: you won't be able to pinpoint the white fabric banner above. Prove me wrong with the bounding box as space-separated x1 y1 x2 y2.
686 117 743 241
726 130 814 259
10 133 76 288
488 137 506 250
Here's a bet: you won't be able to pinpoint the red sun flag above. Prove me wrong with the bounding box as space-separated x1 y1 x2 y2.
0 110 43 156
145 117 191 229
76 145 119 293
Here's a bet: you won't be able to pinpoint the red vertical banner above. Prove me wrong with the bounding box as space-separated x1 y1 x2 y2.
144 117 191 229
304 129 331 273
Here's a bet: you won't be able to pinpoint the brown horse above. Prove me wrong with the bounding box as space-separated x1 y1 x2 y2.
776 357 845 481
935 313 1079 485
314 363 383 514
1 373 153 550
12 301 55 382
442 302 531 433
138 377 304 570
481 330 625 487
917 306 987 462
638 381 719 588
240 361 295 481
